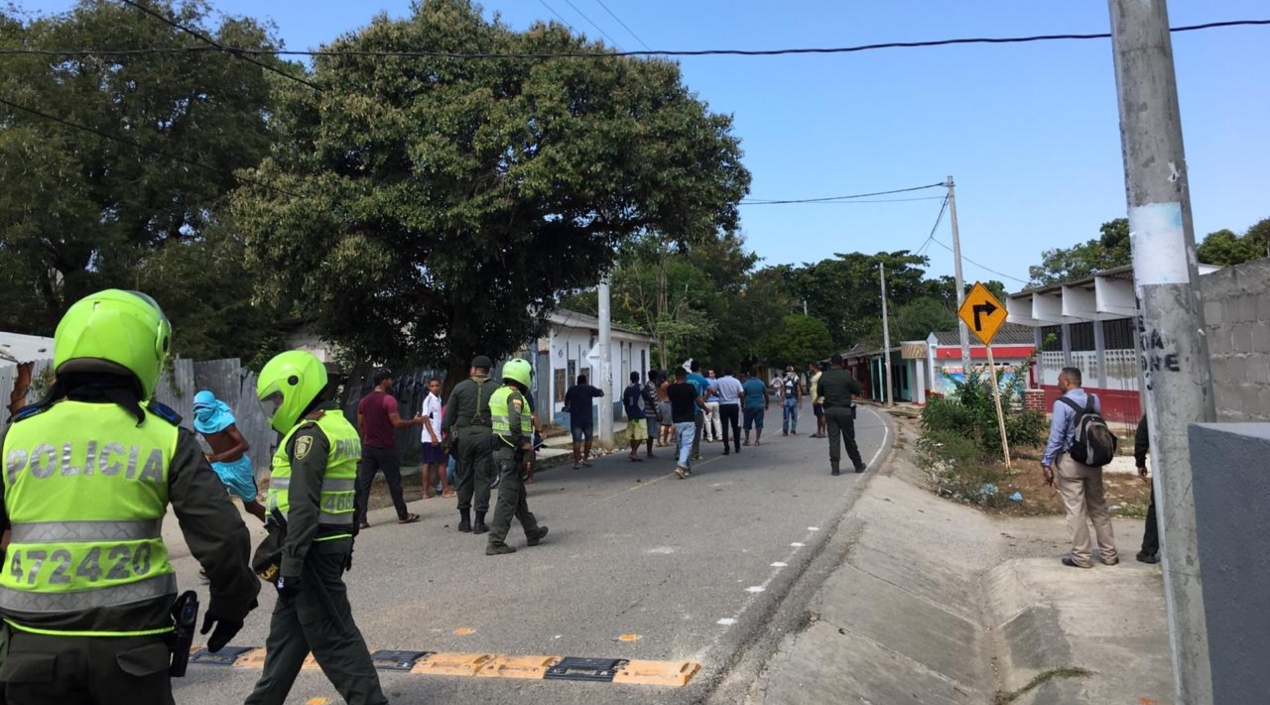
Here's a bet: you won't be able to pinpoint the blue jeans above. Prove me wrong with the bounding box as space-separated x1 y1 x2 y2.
675 421 696 467
783 400 798 433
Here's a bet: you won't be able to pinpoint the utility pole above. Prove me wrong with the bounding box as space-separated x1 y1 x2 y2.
947 176 971 373
1109 2 1215 703
880 262 894 407
597 275 614 446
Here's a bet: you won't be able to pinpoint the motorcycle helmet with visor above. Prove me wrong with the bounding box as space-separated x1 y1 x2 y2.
256 350 328 434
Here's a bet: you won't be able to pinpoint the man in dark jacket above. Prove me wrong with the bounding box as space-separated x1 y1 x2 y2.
1135 415 1159 564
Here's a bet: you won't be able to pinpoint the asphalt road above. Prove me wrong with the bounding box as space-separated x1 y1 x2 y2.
172 403 892 704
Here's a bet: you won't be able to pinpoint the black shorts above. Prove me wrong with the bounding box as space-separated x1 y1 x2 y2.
813 403 824 418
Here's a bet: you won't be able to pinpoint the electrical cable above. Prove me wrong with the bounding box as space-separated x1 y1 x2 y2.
742 182 946 205
0 94 308 201
739 196 946 206
928 237 1029 284
914 195 950 258
537 0 577 32
117 0 324 91
592 0 652 51
559 0 625 50
3 18 1263 60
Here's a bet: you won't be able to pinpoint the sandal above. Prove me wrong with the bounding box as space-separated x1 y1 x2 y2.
398 513 421 524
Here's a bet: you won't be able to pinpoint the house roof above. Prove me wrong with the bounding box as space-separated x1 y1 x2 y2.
547 309 653 341
0 332 55 366
930 323 1035 347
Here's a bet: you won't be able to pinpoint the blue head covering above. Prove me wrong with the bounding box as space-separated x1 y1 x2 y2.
192 390 236 435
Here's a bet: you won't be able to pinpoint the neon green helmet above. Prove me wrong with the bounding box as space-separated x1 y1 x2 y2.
502 358 532 389
54 289 172 399
257 350 329 434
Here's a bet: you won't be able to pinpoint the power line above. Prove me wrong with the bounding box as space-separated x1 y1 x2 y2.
117 0 324 91
739 195 945 206
559 0 625 50
743 182 946 205
537 0 577 32
2 18 1263 60
914 195 950 257
929 236 1029 284
0 94 307 201
592 0 652 51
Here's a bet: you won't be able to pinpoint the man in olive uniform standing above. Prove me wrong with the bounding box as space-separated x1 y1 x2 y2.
443 356 498 534
485 359 549 555
246 350 386 705
819 354 868 476
0 289 258 705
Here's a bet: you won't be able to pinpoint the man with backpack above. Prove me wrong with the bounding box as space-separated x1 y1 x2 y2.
1041 367 1119 569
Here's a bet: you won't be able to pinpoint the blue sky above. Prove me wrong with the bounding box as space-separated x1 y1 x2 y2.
22 1 1270 291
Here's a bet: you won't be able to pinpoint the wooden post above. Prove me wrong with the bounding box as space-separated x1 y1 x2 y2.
985 345 1011 468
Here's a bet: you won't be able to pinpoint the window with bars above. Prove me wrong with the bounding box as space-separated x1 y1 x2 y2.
1068 322 1096 351
1040 325 1063 352
1103 318 1136 350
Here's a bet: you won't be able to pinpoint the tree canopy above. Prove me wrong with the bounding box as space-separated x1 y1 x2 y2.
1197 218 1269 266
233 0 750 376
1027 218 1130 286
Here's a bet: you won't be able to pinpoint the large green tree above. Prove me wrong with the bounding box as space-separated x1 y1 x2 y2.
233 0 750 379
0 1 286 358
758 314 834 369
1027 218 1130 286
1197 220 1269 266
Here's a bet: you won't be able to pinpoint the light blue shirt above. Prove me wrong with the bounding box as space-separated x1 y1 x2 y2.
711 375 744 404
1042 388 1100 467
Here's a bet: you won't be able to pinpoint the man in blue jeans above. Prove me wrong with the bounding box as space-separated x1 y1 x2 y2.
741 369 770 446
780 366 802 436
668 368 706 478
564 374 605 469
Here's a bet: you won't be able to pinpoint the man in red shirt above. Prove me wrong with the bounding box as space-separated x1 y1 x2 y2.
354 369 422 528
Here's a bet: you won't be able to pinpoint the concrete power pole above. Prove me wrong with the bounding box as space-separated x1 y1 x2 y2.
947 176 971 372
1108 1 1216 703
880 262 894 407
597 275 614 446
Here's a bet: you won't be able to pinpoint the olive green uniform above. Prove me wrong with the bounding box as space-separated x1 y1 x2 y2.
246 404 385 705
442 376 498 515
488 386 542 550
818 368 866 472
0 397 258 705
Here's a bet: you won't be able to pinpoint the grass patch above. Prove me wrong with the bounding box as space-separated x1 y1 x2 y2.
993 666 1093 705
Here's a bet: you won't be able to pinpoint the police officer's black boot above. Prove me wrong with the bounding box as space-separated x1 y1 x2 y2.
473 511 490 535
831 460 840 476
458 509 472 533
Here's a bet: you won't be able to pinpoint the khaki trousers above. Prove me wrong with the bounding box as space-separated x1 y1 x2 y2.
1057 454 1118 567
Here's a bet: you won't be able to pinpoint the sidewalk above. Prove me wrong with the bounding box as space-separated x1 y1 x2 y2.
748 419 1175 705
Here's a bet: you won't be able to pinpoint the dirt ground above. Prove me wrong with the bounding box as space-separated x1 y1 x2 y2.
968 445 1152 518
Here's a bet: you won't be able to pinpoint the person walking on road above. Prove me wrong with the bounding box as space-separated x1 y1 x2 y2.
0 289 258 705
1134 414 1159 564
686 360 711 461
1041 367 1118 569
564 374 605 469
641 369 661 459
702 369 721 442
622 371 649 462
712 367 745 455
820 354 867 475
485 359 549 555
668 368 707 478
354 369 422 529
248 350 386 705
444 356 499 534
780 365 802 436
656 372 675 448
420 376 452 499
809 361 827 438
193 389 267 523
741 369 770 446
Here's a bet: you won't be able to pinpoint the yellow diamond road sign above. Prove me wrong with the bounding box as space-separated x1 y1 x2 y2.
957 282 1008 346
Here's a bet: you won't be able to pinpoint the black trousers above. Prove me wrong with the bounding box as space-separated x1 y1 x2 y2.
1 630 173 705
719 404 741 452
246 538 385 705
354 446 408 524
824 406 865 469
1141 487 1159 555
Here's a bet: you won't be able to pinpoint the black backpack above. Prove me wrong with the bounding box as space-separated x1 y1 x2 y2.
1059 396 1117 467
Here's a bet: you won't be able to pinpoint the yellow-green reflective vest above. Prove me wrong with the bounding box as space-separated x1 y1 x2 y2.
0 401 178 636
268 411 359 527
490 386 532 447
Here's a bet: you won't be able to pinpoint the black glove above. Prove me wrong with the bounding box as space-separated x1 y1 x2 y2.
276 573 303 599
200 611 245 653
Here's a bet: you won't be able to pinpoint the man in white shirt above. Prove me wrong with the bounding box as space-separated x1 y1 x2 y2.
420 376 452 498
703 369 721 442
713 368 746 455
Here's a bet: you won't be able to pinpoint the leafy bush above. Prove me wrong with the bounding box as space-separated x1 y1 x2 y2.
921 373 1046 459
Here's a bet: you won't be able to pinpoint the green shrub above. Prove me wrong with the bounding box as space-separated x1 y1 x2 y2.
916 430 1006 507
921 373 1046 458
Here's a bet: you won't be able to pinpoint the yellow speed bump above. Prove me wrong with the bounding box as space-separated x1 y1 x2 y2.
612 660 702 687
476 655 562 679
411 652 496 676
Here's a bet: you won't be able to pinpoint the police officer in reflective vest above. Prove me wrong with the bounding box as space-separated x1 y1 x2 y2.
486 359 549 555
0 289 259 705
246 350 386 705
